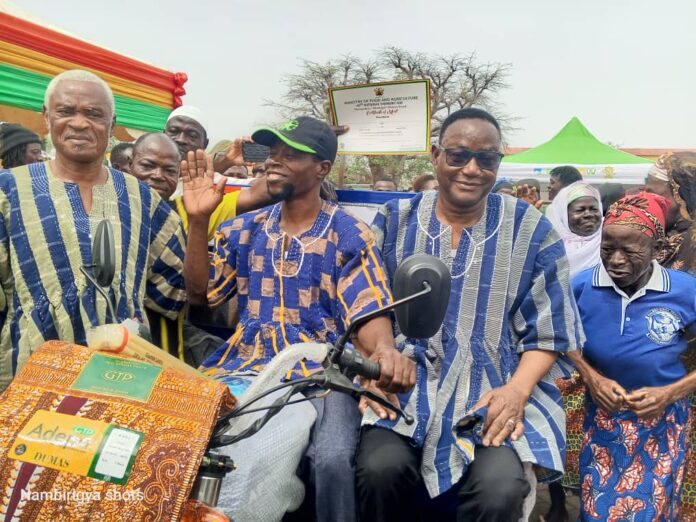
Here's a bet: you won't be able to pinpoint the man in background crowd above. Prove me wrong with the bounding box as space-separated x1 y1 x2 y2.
127 131 273 365
129 133 180 201
598 182 625 217
163 107 276 236
0 122 43 168
164 105 226 201
548 165 583 200
109 141 133 173
165 105 208 160
515 178 542 206
527 166 583 215
222 165 249 178
492 177 515 195
373 176 397 191
411 173 438 192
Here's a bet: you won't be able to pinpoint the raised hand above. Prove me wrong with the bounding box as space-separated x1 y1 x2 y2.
182 149 226 220
224 136 251 166
517 184 539 205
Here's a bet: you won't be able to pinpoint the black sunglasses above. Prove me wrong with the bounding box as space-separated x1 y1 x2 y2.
439 146 504 171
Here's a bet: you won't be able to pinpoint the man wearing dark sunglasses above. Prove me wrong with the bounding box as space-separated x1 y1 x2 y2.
357 107 583 522
433 135 505 218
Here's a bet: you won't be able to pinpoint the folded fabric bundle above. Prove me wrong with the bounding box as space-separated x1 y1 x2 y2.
0 341 234 521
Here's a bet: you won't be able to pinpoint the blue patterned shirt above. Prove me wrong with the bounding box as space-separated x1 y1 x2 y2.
366 191 584 497
200 201 392 380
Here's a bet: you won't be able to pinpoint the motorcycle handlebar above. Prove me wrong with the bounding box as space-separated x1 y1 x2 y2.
337 347 381 381
358 358 381 381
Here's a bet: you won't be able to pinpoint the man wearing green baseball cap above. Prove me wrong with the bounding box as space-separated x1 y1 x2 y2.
182 116 415 522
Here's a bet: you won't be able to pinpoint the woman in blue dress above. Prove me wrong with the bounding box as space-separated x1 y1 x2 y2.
568 192 696 521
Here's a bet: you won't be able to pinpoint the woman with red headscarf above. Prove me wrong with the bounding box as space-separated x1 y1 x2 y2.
567 193 696 520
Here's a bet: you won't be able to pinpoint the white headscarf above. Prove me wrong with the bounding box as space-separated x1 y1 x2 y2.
547 181 603 278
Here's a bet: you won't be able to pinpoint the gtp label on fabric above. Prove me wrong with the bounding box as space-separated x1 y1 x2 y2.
71 352 162 402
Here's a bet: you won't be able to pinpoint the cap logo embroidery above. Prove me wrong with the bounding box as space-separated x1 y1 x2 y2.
281 120 299 131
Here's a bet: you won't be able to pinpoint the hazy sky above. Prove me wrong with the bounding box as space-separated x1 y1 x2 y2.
15 0 696 148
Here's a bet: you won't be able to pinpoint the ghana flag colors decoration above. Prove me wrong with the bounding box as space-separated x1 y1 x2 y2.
0 8 187 134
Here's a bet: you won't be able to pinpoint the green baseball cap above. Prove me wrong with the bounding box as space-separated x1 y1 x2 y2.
252 116 338 162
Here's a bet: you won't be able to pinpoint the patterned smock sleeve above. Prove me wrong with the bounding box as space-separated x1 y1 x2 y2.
336 218 393 330
509 216 584 353
146 199 187 320
207 217 243 308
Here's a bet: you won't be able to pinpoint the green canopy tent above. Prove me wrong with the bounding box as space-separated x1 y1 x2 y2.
499 117 652 185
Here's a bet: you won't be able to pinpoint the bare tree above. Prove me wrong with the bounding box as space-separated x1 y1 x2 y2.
379 47 513 137
266 56 383 121
265 48 512 185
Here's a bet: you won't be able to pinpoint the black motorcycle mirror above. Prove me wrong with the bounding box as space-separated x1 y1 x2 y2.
80 219 117 320
332 254 450 362
392 254 451 338
92 219 116 287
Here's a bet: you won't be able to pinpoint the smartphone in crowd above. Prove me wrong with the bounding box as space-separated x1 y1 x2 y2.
242 142 270 163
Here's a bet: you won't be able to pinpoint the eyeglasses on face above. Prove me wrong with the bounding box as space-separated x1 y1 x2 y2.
439 146 504 171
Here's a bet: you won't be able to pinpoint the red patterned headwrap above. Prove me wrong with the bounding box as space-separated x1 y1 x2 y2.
603 192 670 240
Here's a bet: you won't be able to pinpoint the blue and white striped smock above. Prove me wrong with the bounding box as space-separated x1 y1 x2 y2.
365 190 585 498
0 162 187 391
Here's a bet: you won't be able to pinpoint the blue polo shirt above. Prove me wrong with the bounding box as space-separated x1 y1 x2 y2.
573 261 696 391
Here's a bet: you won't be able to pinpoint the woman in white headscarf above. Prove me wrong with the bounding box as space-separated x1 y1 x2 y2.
545 181 603 521
547 181 603 278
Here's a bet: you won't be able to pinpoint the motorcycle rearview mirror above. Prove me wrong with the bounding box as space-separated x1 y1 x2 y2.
80 219 117 322
93 219 116 287
332 254 451 361
392 254 451 338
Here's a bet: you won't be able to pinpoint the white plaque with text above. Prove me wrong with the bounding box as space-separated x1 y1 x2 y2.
329 79 431 155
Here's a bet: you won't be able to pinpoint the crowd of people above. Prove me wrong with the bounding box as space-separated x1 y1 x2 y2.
0 68 695 522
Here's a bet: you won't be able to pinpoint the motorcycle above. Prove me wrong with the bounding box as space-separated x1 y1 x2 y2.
0 220 451 521
187 252 451 519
